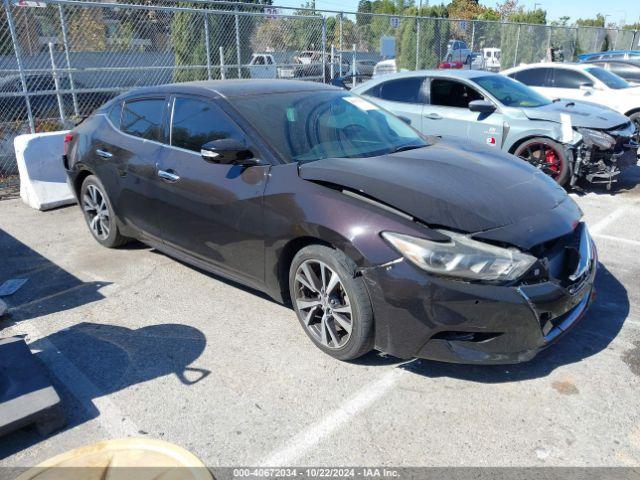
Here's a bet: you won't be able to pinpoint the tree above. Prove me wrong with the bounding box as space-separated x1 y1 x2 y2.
396 5 450 70
576 14 605 27
496 0 518 20
508 8 546 25
67 7 107 52
447 0 485 20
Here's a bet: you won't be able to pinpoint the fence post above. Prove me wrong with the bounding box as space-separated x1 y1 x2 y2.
547 27 551 53
4 0 35 133
415 16 421 70
321 17 327 83
352 44 356 89
513 24 521 68
58 5 79 118
204 13 212 80
234 7 241 78
219 46 226 80
338 13 343 76
470 20 475 52
330 44 335 80
48 42 66 126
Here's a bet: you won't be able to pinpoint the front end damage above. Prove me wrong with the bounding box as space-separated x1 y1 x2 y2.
360 222 597 364
569 121 639 190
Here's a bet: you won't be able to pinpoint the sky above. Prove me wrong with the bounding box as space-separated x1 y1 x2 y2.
272 0 640 26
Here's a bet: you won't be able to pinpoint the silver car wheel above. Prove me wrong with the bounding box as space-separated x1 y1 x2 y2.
294 259 353 349
83 184 110 240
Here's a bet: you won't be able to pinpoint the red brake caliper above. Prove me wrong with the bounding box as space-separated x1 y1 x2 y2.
545 148 560 173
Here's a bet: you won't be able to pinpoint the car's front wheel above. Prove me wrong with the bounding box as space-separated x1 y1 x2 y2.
289 245 373 361
80 175 129 248
628 111 640 148
514 137 570 186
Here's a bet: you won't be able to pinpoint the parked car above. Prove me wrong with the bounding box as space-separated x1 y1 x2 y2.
64 80 596 364
247 53 278 79
578 50 640 62
582 59 640 84
351 59 377 77
444 40 472 64
483 48 501 72
373 59 397 77
0 74 111 122
352 70 637 188
503 63 640 147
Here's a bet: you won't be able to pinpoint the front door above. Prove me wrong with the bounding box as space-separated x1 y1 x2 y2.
424 78 505 148
155 95 270 285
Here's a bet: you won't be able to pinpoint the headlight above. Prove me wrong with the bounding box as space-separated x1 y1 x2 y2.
577 128 616 150
381 230 537 282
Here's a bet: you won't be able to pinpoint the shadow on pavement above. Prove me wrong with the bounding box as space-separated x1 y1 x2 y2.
398 263 628 382
0 228 107 323
0 228 209 459
576 163 640 196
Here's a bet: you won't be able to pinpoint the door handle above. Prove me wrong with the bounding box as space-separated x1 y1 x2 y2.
157 169 180 182
96 149 113 158
425 113 442 120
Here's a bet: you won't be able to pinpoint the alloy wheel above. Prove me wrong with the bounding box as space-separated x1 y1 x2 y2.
293 260 353 349
631 116 640 146
83 184 111 240
518 143 563 179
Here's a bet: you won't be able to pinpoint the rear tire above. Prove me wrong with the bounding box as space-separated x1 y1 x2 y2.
289 245 373 361
80 175 129 248
514 137 570 186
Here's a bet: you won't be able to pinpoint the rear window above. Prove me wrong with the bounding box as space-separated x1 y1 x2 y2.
121 98 164 141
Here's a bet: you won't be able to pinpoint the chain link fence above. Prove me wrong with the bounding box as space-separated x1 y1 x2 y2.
1 0 639 188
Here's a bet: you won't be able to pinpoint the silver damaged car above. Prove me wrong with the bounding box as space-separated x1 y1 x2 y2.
351 70 638 189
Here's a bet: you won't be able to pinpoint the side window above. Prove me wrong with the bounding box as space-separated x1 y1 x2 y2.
171 97 244 153
266 56 273 65
254 56 265 65
121 98 165 141
552 69 591 88
367 77 426 103
510 68 551 87
108 101 122 128
430 79 483 108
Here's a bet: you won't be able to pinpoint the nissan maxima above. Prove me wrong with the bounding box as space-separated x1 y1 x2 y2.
63 80 596 364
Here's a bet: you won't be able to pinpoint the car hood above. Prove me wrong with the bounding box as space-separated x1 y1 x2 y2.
521 100 628 129
298 138 581 250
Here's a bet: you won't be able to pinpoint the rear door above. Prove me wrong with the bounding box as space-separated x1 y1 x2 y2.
424 77 505 147
361 76 427 130
154 95 270 285
99 96 167 242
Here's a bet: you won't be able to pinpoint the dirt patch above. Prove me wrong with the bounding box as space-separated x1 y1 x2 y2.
552 380 579 395
622 341 640 377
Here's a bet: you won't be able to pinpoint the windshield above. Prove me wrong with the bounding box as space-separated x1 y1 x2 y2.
585 67 630 89
232 90 427 163
474 74 552 108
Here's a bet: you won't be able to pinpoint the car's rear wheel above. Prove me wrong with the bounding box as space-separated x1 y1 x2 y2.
80 175 129 248
289 245 373 361
514 137 570 186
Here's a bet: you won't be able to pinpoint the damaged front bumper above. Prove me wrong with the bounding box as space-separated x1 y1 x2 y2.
360 235 597 365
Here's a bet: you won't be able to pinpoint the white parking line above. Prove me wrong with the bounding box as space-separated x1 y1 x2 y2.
13 320 140 439
589 207 628 235
593 233 640 248
261 368 405 466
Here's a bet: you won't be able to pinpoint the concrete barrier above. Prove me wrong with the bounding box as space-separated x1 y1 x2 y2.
14 131 76 211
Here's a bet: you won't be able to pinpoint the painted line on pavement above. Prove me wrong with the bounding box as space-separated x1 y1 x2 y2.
589 208 627 234
261 368 405 466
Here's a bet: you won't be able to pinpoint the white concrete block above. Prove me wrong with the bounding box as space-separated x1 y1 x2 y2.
14 131 76 211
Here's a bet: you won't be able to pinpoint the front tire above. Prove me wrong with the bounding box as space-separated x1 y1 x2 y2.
628 111 640 149
289 245 373 361
80 175 129 248
514 137 570 186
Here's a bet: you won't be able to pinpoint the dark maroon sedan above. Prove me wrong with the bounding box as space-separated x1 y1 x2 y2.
63 80 596 364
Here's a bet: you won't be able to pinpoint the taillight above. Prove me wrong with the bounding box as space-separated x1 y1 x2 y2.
63 134 73 156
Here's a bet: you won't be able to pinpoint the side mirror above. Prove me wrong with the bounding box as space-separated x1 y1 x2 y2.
579 82 594 91
468 100 496 114
201 139 258 166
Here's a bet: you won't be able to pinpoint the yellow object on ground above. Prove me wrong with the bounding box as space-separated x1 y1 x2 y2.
15 438 213 480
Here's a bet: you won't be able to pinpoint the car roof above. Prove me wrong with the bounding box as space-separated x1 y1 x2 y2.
504 62 594 73
118 79 336 100
362 69 495 82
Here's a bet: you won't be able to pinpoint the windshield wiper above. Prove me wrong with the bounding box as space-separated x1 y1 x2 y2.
391 144 424 154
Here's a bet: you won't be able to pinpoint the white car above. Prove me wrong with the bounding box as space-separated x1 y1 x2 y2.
373 59 397 77
444 40 473 64
503 63 640 142
483 48 501 72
